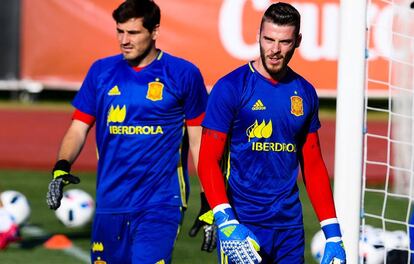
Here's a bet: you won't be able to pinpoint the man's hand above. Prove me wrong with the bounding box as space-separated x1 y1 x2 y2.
214 204 261 264
46 160 80 210
188 192 217 252
320 219 346 264
321 241 346 264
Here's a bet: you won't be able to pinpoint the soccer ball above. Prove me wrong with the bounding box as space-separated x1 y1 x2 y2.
359 225 386 264
311 226 386 264
311 225 409 264
359 240 385 264
382 230 409 250
0 190 31 225
55 189 94 228
310 229 326 262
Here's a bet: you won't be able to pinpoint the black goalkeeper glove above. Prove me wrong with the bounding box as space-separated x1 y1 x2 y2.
46 160 80 210
188 192 217 252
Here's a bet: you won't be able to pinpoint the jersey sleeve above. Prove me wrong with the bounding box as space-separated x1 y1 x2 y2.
202 78 239 133
198 128 229 208
182 66 208 121
307 83 321 133
71 60 100 117
300 132 337 221
72 109 96 125
186 112 205 126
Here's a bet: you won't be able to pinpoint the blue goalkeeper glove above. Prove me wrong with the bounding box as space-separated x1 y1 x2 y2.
320 219 346 264
46 160 80 210
214 204 261 264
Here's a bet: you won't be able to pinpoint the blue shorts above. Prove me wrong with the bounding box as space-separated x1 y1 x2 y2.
90 206 183 264
218 224 305 264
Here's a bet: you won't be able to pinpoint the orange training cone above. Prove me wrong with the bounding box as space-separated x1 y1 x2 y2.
43 234 73 249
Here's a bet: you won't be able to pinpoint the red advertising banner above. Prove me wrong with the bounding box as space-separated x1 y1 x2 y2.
21 0 394 96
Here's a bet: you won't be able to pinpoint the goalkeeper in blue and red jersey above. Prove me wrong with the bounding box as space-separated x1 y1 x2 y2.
198 2 346 264
45 0 211 263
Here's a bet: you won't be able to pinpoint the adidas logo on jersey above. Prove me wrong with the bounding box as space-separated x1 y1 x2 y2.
108 85 121 96
252 100 266 110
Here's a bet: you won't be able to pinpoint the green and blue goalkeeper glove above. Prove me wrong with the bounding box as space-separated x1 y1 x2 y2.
320 219 346 264
188 192 217 252
214 204 262 264
46 160 80 210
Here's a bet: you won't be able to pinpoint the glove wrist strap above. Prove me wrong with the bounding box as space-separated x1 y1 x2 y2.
326 236 342 243
321 218 342 239
52 160 71 179
53 159 70 171
212 203 231 214
213 203 239 227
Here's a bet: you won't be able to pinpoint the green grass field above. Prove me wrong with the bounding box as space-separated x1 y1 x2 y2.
0 169 323 263
0 168 407 263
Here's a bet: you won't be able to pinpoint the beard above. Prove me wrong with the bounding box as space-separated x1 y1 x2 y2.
123 42 154 67
259 45 296 80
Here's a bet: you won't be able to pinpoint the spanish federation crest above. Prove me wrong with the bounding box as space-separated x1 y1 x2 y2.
290 96 304 116
146 80 164 101
93 257 107 264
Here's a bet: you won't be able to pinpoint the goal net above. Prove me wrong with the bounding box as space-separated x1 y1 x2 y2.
362 0 414 262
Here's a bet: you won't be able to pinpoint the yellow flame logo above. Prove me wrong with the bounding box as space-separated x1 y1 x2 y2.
246 120 272 141
107 105 126 125
91 242 104 252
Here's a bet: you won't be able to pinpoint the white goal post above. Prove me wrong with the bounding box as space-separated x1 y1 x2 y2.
334 0 366 263
335 0 414 263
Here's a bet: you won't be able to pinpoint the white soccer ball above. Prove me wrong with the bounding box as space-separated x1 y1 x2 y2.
311 225 387 264
311 229 325 262
382 230 409 250
359 237 385 264
0 190 31 225
55 189 95 228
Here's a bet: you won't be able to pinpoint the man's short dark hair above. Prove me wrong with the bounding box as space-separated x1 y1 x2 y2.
112 0 161 32
260 2 301 36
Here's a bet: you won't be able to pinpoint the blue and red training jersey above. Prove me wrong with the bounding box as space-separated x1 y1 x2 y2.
72 51 208 213
202 62 321 228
